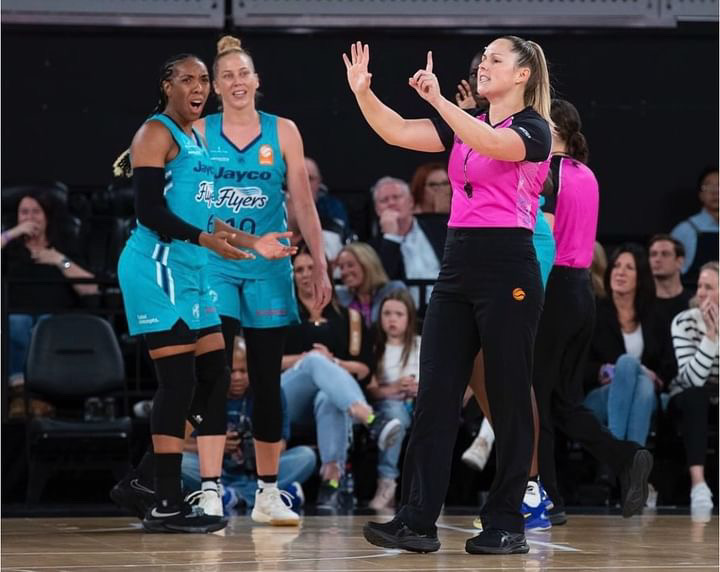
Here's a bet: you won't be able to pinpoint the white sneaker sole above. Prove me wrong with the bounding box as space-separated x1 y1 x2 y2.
377 418 403 451
251 508 300 527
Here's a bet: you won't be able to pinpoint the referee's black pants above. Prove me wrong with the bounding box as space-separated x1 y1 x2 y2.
397 228 542 534
533 266 639 509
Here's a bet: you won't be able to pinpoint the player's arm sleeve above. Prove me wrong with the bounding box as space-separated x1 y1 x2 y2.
134 166 203 244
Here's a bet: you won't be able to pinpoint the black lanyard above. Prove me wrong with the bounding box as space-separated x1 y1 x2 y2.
463 149 473 198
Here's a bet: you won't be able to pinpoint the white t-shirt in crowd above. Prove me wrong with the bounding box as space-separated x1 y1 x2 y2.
378 336 421 386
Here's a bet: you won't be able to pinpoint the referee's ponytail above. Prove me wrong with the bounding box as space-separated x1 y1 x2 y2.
551 99 590 164
503 36 553 128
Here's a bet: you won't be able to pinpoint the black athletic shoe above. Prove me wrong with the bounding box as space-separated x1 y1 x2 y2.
619 448 653 518
465 528 529 555
363 517 441 553
548 506 568 526
142 501 228 533
367 413 403 451
316 481 343 511
110 472 156 519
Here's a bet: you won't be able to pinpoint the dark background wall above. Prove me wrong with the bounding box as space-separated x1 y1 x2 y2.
2 24 717 239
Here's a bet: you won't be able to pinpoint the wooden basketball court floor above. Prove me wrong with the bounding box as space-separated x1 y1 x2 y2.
2 513 718 571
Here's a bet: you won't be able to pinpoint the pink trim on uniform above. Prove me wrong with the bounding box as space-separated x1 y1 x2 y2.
553 157 599 268
447 113 550 231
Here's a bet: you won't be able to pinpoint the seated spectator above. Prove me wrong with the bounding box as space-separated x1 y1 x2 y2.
409 162 451 214
667 262 718 517
671 166 719 281
649 234 692 378
181 337 316 513
281 246 402 510
1 191 98 392
583 243 672 447
335 242 407 328
368 176 445 282
365 290 420 509
305 157 354 261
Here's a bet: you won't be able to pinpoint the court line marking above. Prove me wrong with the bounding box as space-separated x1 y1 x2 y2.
436 523 582 552
0 551 404 570
3 564 718 572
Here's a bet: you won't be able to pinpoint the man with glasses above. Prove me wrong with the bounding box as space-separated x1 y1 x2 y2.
369 176 445 286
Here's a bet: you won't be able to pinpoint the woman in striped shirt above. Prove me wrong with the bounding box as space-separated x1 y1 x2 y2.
668 261 718 514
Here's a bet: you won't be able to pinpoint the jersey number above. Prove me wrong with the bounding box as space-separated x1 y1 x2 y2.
207 216 256 235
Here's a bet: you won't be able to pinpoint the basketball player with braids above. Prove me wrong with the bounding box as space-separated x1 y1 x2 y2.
111 54 293 533
193 36 331 526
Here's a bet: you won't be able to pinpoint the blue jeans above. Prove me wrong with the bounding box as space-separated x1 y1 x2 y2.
8 314 49 380
584 354 657 446
281 352 367 467
181 445 316 508
373 399 412 479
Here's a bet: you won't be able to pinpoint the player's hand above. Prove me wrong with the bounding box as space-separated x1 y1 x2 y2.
409 51 441 106
343 41 373 96
311 262 332 312
455 79 475 109
254 231 297 259
200 231 255 260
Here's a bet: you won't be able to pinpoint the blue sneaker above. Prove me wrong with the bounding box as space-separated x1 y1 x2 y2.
522 481 552 531
222 485 240 512
282 481 305 512
539 480 554 511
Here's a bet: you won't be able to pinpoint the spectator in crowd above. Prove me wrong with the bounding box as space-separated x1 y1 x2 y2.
365 290 421 510
305 157 354 261
2 191 98 392
182 337 316 512
281 246 402 510
649 234 692 355
591 241 608 298
368 176 445 282
671 166 719 279
584 244 671 447
335 242 407 328
306 157 351 230
667 261 718 517
409 163 452 214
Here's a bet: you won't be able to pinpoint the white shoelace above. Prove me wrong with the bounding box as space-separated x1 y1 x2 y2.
264 488 294 509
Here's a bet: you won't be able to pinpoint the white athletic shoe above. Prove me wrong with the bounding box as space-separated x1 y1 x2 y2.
461 435 493 472
251 487 300 526
186 489 224 517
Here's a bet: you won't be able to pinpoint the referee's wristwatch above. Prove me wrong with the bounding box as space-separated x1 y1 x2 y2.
60 257 72 270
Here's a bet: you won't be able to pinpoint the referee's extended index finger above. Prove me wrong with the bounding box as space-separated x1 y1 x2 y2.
426 50 433 73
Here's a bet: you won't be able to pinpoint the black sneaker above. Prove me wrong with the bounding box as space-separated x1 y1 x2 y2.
367 413 403 451
316 481 342 511
547 506 567 526
465 528 529 555
142 501 228 533
363 517 440 553
619 448 653 518
110 471 155 519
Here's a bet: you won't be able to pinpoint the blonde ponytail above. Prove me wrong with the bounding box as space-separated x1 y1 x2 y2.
502 36 553 128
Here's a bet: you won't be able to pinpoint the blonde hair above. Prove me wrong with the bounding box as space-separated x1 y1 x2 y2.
501 36 553 126
338 242 390 295
214 35 254 75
